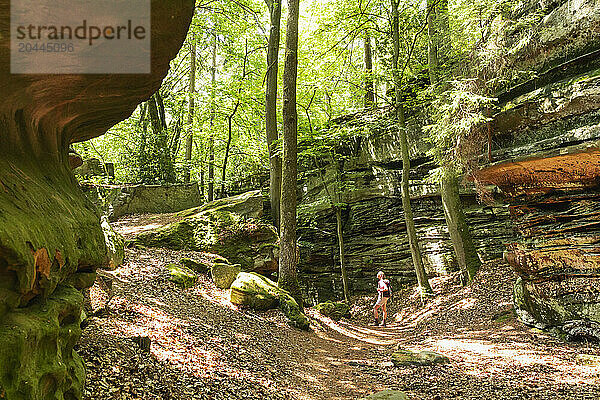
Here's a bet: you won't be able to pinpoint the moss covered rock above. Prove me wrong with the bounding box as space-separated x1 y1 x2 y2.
211 263 241 289
166 264 197 289
101 216 125 270
364 390 409 400
135 191 279 274
0 286 85 399
314 301 351 321
230 272 310 330
391 348 450 367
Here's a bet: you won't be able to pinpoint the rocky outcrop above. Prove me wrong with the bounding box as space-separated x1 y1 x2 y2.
81 183 204 220
297 114 514 303
0 1 193 398
473 0 600 340
135 191 279 275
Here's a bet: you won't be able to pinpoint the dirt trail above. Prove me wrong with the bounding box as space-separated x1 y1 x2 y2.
79 215 600 400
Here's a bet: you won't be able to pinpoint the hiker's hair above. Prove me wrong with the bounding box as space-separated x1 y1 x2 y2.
377 271 384 279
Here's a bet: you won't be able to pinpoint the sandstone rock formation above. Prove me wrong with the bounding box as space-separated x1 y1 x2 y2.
0 1 193 397
473 0 600 340
136 191 280 275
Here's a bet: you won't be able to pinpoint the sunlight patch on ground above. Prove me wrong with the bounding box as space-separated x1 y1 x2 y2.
427 337 600 385
307 309 397 345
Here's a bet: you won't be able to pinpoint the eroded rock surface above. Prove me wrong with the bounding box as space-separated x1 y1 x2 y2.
474 0 600 340
0 1 193 398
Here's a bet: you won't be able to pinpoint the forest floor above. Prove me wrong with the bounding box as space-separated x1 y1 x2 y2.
78 214 600 400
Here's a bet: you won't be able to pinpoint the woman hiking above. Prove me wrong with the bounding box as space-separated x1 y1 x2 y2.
373 271 391 327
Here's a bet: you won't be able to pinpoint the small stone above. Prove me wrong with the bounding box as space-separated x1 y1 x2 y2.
575 354 600 366
180 258 210 273
364 389 409 399
391 348 450 367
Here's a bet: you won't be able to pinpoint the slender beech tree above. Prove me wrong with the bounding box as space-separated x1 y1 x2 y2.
279 0 302 305
364 29 375 108
265 0 283 230
427 0 481 283
208 30 217 201
391 0 433 296
221 41 249 198
184 34 196 184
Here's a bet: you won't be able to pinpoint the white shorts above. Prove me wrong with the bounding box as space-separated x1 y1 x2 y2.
375 294 389 307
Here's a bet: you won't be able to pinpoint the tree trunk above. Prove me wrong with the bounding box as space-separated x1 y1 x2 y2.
265 0 283 230
155 91 167 130
427 0 439 88
364 30 375 108
221 102 239 198
279 0 302 306
391 0 433 296
335 207 350 303
184 36 196 183
427 0 480 283
208 31 217 202
440 170 481 283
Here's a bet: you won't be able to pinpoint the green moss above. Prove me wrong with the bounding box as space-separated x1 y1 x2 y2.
0 157 108 315
0 286 85 399
101 216 125 270
210 263 241 289
166 263 197 288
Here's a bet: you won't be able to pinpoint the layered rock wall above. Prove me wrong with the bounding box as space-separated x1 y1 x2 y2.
474 0 600 339
297 113 514 303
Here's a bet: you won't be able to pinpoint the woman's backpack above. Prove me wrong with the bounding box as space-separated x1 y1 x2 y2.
383 279 392 299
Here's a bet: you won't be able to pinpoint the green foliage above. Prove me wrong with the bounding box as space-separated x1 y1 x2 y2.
424 79 496 181
69 0 520 188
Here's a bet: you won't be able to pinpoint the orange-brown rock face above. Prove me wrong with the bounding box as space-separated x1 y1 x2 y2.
0 1 193 398
473 0 600 340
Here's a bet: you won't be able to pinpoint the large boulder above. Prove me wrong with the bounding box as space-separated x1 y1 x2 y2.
0 1 193 398
230 272 310 330
135 191 279 275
